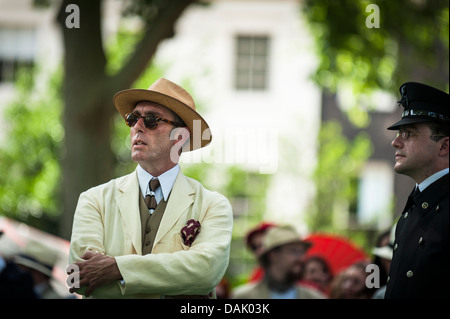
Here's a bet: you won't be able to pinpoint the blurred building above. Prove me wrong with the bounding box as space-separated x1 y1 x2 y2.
0 0 58 143
0 0 412 256
149 0 414 233
321 89 414 230
157 0 322 234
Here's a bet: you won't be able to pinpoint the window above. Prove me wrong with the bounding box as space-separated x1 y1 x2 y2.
234 35 270 91
0 59 34 83
0 28 36 83
356 161 394 229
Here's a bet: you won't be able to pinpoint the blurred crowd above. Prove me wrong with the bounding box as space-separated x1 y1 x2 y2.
0 227 74 299
1 218 392 300
217 222 393 299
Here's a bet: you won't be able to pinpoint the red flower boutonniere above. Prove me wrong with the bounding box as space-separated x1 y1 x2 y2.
181 219 201 246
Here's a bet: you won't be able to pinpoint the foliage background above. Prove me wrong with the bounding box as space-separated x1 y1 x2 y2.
0 0 448 288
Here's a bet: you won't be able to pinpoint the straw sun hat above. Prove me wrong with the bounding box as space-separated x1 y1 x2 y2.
113 78 211 151
14 240 59 278
260 225 312 258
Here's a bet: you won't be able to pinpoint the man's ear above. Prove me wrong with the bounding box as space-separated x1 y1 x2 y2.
169 127 190 163
439 136 449 156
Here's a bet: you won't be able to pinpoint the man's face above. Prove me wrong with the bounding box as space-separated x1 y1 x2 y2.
391 123 445 183
130 102 180 168
340 266 367 299
303 259 331 288
269 242 306 282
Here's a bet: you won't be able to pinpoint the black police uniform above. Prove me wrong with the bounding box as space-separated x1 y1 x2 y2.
385 82 449 299
384 175 449 299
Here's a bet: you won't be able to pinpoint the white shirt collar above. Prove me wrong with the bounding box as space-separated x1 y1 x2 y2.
417 168 449 192
137 164 180 202
269 286 298 299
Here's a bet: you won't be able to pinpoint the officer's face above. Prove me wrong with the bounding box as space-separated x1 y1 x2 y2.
391 123 445 183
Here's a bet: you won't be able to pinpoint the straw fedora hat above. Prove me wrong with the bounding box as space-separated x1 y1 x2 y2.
260 225 312 258
14 240 58 278
113 78 211 151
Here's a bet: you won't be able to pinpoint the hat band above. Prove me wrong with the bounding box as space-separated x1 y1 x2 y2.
402 109 449 121
16 254 53 272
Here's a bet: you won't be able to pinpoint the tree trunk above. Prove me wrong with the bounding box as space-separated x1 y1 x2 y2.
57 0 115 239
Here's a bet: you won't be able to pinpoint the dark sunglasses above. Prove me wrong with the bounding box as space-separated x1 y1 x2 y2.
125 112 183 129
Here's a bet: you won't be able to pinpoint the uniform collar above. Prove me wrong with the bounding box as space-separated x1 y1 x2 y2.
417 168 449 192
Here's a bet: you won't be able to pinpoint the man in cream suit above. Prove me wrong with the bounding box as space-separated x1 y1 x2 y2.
67 78 233 299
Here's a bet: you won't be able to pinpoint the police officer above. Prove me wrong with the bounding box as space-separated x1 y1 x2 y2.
385 82 449 299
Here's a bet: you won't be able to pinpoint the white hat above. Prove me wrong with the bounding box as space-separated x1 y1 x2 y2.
260 225 312 257
14 240 58 277
0 231 21 258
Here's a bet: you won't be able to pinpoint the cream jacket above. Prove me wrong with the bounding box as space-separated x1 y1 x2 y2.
69 169 233 298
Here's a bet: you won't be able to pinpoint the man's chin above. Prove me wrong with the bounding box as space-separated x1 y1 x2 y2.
393 163 406 175
131 151 148 163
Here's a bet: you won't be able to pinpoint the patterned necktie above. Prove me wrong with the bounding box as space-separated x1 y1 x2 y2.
145 178 160 211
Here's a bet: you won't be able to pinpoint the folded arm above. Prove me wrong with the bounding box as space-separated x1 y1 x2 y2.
68 251 122 297
115 197 233 296
68 188 233 298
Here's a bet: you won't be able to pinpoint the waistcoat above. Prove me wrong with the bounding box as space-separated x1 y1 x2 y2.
139 193 167 255
137 191 214 298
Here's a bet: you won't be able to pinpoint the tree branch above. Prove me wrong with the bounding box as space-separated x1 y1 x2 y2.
110 0 196 92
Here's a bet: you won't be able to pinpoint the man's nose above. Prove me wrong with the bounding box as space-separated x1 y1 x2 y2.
391 135 402 148
134 117 146 131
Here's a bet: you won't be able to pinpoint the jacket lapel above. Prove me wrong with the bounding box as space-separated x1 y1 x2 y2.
116 169 142 254
153 171 194 246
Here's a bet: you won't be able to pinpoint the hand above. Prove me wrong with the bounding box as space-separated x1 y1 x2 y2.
67 251 122 297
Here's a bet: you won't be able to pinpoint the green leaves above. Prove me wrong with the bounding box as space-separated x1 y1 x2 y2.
302 0 449 93
0 67 63 227
307 121 373 231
